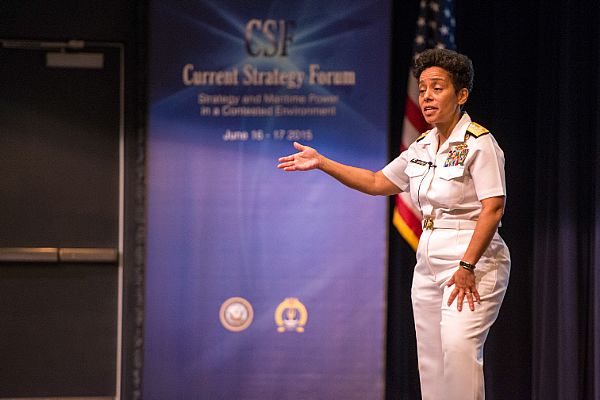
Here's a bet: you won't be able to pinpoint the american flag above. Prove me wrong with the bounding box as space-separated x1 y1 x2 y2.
393 0 456 250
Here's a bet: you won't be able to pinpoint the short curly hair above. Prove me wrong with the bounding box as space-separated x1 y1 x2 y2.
413 48 474 93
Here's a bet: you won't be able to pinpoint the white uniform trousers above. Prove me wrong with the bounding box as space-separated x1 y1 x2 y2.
412 228 510 400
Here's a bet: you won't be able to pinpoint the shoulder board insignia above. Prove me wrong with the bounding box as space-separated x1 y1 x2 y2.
466 122 490 138
416 130 431 142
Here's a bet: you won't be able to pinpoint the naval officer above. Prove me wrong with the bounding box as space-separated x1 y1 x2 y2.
277 48 509 400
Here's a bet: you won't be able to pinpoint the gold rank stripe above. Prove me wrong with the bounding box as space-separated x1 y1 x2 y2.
466 122 490 138
416 129 431 142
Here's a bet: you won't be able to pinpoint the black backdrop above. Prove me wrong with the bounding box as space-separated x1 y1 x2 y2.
387 1 600 399
387 1 536 398
1 1 599 399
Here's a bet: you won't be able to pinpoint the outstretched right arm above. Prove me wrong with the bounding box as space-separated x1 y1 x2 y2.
277 142 401 196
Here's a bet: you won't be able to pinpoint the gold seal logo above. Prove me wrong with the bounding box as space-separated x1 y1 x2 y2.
274 297 308 333
219 297 254 332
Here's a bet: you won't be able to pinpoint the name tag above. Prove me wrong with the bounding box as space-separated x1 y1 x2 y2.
410 158 428 166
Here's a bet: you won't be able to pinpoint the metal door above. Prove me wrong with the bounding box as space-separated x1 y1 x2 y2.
0 40 123 399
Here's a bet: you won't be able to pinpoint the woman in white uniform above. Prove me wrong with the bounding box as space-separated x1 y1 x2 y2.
277 48 510 400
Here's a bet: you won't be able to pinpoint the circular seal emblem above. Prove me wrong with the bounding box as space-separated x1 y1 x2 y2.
219 297 254 332
274 297 308 333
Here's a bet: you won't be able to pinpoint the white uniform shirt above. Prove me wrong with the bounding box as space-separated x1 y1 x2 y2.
382 113 506 223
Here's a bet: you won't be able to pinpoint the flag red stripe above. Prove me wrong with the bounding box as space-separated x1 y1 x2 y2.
404 96 429 134
393 208 419 251
395 195 422 235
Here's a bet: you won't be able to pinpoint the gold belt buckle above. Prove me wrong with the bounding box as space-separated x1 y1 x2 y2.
423 217 434 230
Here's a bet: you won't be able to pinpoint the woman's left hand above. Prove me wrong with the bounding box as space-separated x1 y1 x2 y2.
446 268 480 311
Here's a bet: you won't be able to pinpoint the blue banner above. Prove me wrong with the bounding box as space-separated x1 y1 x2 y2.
145 1 390 398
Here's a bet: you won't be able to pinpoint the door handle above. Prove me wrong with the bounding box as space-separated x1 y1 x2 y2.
0 247 118 263
0 247 58 262
59 247 118 263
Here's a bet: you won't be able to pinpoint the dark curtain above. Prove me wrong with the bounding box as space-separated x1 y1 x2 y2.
387 1 600 399
531 1 600 399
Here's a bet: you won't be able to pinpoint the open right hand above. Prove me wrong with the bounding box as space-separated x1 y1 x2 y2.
277 142 321 171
